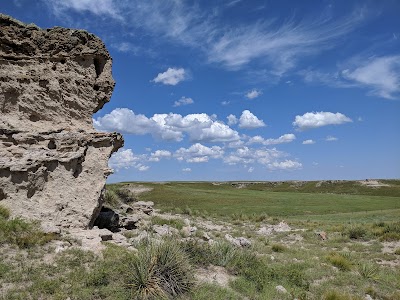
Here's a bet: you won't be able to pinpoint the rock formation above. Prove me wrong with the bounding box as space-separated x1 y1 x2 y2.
0 14 123 229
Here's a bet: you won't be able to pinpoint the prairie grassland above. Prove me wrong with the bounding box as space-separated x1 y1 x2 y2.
1 180 399 299
122 181 400 224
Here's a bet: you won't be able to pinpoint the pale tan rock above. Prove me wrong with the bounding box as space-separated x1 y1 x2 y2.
0 14 123 229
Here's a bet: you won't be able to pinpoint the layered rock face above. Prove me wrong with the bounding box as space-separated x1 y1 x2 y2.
0 15 123 229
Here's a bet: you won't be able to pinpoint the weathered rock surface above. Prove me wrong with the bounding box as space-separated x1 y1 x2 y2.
225 234 252 248
0 14 123 229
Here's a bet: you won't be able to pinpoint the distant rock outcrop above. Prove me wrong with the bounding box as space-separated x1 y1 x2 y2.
0 14 123 229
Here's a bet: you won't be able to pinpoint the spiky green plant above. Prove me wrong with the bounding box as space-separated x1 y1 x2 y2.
125 240 193 299
357 263 380 280
211 241 238 267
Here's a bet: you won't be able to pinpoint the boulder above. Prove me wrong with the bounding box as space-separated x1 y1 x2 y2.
275 285 287 294
0 14 123 229
181 225 197 237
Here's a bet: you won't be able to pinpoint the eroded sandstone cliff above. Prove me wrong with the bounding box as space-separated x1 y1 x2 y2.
0 14 123 229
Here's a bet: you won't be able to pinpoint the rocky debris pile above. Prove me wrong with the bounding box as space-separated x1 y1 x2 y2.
67 227 136 254
153 224 179 236
133 201 154 215
0 14 123 229
225 234 252 247
257 221 292 236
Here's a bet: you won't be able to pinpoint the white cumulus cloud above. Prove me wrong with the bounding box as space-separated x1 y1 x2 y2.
94 109 240 143
149 150 172 162
223 147 283 166
227 114 238 125
268 160 302 170
152 67 186 85
248 134 296 145
293 112 352 130
302 139 315 145
238 110 266 129
109 148 149 171
175 143 224 163
182 168 192 172
246 89 262 99
173 96 194 107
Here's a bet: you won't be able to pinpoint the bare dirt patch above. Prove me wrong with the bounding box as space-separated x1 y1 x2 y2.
195 265 236 288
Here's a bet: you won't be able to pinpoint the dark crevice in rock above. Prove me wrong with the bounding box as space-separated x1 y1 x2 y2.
0 188 6 200
93 206 120 232
93 56 105 78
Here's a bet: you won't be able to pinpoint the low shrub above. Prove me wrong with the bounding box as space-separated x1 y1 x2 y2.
151 216 185 230
181 239 212 267
323 290 363 300
271 243 286 252
115 188 136 203
345 225 367 240
379 232 400 242
104 190 120 208
0 205 10 219
0 217 55 248
394 248 400 255
326 252 352 271
190 283 238 300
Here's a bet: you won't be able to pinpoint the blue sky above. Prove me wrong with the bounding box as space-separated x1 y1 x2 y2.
3 0 400 182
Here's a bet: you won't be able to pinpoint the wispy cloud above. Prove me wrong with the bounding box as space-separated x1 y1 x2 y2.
342 55 400 99
325 136 338 142
46 0 123 20
44 0 364 74
207 13 364 73
300 55 400 99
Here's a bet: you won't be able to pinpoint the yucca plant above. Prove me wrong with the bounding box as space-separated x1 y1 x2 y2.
125 240 193 299
127 252 167 299
357 263 380 281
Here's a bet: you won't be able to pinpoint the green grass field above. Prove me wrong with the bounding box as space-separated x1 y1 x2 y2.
110 181 400 224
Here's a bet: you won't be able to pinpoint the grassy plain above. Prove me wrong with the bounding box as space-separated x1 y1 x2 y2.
117 180 400 224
